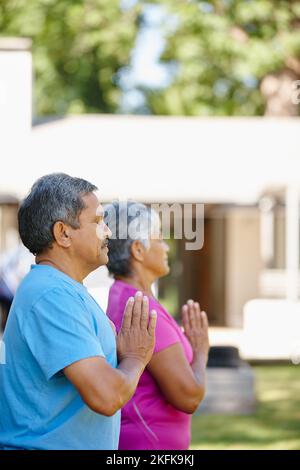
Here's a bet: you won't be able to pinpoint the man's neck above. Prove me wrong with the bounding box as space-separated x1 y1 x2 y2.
35 253 85 284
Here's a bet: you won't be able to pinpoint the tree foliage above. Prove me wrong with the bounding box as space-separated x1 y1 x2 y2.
1 0 299 116
0 0 141 115
143 0 300 116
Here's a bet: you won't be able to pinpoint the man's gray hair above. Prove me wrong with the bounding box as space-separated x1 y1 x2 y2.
18 173 97 255
104 201 159 277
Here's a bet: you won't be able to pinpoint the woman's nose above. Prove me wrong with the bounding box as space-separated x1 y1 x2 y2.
163 241 170 252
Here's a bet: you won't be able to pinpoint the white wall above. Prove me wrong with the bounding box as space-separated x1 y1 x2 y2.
225 207 261 327
0 38 32 139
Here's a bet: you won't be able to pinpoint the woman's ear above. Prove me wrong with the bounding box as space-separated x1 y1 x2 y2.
131 240 145 262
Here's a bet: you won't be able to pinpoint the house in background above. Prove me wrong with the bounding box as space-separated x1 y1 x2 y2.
1 38 300 360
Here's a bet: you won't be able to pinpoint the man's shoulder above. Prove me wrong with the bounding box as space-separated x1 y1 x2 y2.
16 267 82 308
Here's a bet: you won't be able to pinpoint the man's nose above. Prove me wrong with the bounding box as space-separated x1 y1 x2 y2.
104 224 112 239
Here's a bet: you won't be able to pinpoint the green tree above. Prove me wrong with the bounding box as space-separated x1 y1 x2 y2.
142 0 300 116
0 0 141 115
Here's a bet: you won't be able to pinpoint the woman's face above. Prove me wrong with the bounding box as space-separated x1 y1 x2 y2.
142 235 170 279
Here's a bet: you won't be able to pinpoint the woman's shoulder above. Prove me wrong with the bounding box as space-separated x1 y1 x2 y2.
108 279 137 301
108 280 176 323
111 279 138 295
107 280 138 322
148 297 179 327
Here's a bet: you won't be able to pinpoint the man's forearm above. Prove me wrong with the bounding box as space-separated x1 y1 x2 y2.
115 357 146 407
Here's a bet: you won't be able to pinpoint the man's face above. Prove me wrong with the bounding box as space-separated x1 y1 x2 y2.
70 191 112 271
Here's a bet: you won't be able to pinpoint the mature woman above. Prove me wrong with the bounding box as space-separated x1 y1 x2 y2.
105 201 209 450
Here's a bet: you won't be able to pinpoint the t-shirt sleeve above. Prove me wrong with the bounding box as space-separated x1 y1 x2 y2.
22 287 105 380
149 300 181 354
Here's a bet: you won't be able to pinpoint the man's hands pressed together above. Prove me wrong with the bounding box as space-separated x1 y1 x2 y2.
117 291 157 367
64 291 157 417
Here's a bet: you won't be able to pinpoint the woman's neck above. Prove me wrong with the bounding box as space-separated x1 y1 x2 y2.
117 273 154 298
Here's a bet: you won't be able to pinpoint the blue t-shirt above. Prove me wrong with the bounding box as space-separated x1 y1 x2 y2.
0 264 120 450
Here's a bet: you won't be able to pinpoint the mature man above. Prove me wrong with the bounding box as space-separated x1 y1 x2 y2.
0 173 157 450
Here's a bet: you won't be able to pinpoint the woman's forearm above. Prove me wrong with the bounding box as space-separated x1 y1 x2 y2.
191 351 207 389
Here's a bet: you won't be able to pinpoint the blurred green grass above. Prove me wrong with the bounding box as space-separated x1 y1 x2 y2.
191 365 300 450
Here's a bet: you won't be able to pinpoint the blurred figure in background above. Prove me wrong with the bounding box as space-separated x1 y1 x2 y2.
0 244 34 332
105 201 210 450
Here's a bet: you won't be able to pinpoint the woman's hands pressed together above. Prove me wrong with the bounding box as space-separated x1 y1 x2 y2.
182 300 210 364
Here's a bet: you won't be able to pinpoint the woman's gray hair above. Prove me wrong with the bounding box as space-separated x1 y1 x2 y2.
104 201 159 277
18 173 97 255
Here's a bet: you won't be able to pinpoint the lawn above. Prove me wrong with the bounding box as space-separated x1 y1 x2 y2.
191 365 300 450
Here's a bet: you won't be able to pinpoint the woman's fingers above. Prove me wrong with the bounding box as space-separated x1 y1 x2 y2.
201 310 209 330
121 296 134 330
184 300 206 334
182 304 190 334
187 299 196 329
194 302 202 329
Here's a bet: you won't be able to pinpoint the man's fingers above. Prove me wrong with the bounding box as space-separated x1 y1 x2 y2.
140 296 149 330
121 296 134 330
131 291 143 327
147 310 157 336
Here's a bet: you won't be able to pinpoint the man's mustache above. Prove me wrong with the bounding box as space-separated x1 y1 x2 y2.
101 238 109 248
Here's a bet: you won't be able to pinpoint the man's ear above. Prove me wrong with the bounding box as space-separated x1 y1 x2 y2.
52 221 72 248
131 240 145 262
